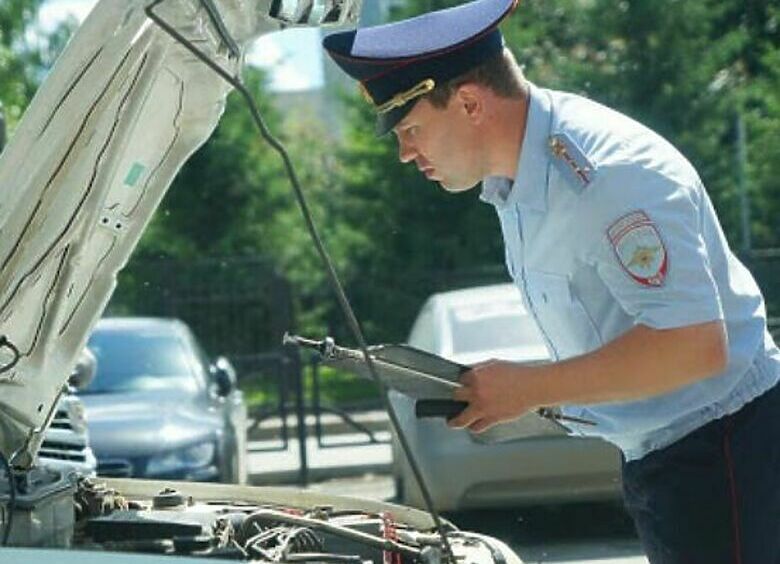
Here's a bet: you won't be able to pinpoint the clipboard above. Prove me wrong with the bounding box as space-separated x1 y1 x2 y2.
283 335 588 443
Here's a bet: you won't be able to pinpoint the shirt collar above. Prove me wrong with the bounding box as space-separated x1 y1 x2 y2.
479 83 553 211
480 175 513 205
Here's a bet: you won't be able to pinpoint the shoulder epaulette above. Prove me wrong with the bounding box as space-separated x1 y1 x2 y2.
548 133 596 189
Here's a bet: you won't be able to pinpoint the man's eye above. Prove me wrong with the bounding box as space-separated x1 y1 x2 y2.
407 126 419 137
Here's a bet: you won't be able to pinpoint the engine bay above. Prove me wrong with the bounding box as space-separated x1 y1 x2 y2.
0 469 513 564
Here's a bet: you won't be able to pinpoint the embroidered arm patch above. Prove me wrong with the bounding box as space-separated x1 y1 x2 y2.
607 211 668 287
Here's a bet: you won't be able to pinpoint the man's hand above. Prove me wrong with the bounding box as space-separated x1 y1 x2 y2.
447 360 546 433
445 322 728 435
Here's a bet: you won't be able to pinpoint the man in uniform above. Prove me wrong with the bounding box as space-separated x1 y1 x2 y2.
322 0 780 562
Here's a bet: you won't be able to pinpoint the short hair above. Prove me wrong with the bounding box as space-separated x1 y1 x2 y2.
425 48 527 108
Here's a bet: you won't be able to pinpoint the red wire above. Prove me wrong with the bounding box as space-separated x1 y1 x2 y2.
381 512 402 564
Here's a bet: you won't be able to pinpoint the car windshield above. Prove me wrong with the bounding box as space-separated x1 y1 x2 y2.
449 300 545 355
83 329 197 394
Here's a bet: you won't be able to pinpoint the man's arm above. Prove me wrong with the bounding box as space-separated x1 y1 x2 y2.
448 320 729 433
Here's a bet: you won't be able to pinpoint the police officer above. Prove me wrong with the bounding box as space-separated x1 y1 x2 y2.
323 0 780 562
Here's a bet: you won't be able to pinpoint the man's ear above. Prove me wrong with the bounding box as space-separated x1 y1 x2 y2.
454 84 484 124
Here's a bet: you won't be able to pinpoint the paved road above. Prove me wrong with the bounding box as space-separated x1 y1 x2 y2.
247 432 393 484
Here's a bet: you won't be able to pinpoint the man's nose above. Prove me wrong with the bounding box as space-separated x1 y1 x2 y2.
398 138 417 164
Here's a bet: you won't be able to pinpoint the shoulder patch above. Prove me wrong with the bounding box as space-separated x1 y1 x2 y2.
608 211 668 287
549 133 596 188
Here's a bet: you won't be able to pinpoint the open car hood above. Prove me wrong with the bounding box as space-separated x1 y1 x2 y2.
0 0 361 469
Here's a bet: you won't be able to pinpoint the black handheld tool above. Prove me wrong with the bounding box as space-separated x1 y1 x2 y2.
415 399 468 419
415 400 598 427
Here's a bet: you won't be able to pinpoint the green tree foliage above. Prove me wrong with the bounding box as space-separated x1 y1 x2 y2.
127 68 353 341
136 68 287 259
501 0 780 247
0 0 75 134
0 0 44 129
734 2 780 247
329 0 780 342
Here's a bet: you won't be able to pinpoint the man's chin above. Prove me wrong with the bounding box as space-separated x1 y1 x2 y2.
438 178 478 193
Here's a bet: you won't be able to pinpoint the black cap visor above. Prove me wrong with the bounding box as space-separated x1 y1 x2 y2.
375 101 419 136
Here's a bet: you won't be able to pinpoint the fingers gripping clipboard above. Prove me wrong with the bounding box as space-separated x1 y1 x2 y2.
284 335 592 444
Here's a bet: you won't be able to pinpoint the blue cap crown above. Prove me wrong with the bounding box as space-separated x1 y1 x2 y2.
323 0 519 135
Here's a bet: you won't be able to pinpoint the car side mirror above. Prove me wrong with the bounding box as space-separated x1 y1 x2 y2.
211 356 237 397
69 348 97 390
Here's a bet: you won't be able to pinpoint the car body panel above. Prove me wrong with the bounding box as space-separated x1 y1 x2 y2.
0 548 237 564
392 390 621 510
393 283 622 511
0 0 243 467
80 317 247 483
0 0 360 468
38 393 97 478
84 392 219 456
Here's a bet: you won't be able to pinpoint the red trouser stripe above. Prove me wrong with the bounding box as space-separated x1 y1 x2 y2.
722 418 743 564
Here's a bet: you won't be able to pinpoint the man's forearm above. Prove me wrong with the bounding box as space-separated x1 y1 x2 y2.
540 320 729 406
449 320 729 432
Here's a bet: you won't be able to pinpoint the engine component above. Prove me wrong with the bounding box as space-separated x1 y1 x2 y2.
0 466 75 547
153 487 192 509
74 477 129 521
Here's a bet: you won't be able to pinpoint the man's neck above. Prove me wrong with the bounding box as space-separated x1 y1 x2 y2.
483 90 530 180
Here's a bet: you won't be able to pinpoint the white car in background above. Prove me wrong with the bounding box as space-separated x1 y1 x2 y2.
38 349 98 479
37 393 97 479
391 283 622 511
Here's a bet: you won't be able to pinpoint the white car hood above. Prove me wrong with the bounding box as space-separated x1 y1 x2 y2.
0 0 361 468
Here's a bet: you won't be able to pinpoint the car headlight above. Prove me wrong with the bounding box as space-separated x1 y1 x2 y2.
146 442 216 476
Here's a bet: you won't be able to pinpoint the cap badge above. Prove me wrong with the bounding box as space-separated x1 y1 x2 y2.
373 78 436 115
608 211 668 287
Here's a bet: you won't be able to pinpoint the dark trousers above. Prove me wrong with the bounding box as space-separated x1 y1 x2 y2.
621 383 780 564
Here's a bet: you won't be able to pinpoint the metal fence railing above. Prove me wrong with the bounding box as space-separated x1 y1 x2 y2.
307 355 388 448
743 249 780 339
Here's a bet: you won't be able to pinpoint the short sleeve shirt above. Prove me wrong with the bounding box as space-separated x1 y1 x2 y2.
480 83 780 460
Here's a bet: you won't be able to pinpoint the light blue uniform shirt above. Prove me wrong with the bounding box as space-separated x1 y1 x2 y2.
481 83 780 460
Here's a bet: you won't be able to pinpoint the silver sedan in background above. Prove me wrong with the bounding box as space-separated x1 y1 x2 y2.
391 283 622 511
81 317 247 484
